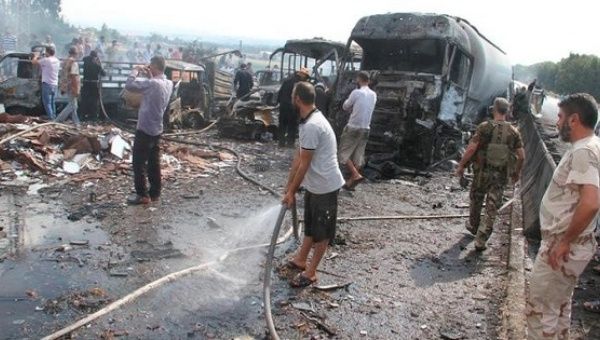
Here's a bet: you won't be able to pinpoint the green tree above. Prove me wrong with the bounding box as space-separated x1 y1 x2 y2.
515 54 600 101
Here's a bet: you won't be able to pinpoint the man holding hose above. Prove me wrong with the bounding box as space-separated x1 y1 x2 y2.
282 81 345 287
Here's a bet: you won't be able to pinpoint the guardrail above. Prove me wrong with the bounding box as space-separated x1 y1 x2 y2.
518 112 557 239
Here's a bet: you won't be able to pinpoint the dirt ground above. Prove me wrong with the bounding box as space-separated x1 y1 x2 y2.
0 133 530 339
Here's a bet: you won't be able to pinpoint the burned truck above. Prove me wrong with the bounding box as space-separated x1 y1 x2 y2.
218 39 358 140
329 13 513 169
259 38 361 106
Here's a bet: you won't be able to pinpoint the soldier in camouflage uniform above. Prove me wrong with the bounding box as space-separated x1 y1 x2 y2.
527 93 600 339
512 86 529 121
456 98 525 251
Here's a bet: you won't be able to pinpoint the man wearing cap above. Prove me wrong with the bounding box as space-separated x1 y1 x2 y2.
277 68 310 147
234 63 253 101
455 98 525 251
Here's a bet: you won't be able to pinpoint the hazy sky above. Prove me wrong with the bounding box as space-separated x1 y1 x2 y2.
61 0 598 65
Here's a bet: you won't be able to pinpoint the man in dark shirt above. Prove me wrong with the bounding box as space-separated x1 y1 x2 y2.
277 68 310 146
80 50 106 121
234 63 253 100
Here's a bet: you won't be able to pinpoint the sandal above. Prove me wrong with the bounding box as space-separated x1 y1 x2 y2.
290 273 317 288
583 300 600 314
286 260 306 271
343 177 365 191
347 177 365 190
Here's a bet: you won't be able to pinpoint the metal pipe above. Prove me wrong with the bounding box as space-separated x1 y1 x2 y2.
263 204 288 340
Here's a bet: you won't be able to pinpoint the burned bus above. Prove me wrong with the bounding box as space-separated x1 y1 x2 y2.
329 13 513 168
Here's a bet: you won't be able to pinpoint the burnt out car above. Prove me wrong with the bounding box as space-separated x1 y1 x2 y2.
0 50 42 114
329 13 513 169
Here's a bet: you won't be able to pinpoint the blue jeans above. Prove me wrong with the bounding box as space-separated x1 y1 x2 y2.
41 82 57 119
56 94 80 125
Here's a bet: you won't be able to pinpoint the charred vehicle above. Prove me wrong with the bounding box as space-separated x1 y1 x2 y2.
329 13 513 168
0 49 211 129
0 50 42 113
120 59 210 128
200 50 242 117
259 38 361 106
218 39 357 140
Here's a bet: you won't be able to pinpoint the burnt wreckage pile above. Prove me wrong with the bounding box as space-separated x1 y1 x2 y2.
0 118 234 185
328 13 513 172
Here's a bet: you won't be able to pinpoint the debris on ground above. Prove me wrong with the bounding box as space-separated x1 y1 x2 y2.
43 287 111 314
0 122 235 185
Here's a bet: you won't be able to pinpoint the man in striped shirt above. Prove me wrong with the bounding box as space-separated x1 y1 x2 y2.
1 30 17 53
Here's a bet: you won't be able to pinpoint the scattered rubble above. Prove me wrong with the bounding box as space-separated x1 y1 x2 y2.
0 121 236 186
43 288 111 315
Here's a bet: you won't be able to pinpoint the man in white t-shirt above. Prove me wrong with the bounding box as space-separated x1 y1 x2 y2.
339 71 377 190
55 47 81 126
282 81 345 288
32 46 60 119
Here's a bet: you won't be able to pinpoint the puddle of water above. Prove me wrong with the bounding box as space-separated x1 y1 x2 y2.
0 199 111 338
24 202 109 248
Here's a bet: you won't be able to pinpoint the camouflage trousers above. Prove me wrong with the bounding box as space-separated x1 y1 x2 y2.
526 234 596 339
469 169 506 247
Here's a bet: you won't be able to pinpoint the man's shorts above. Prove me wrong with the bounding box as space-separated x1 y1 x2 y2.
304 189 339 242
338 126 370 167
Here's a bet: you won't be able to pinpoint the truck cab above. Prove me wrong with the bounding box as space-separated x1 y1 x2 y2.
329 13 513 168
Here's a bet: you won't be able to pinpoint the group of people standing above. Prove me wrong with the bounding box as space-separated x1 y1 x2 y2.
32 44 106 125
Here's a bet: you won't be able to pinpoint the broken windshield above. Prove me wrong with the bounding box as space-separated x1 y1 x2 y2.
358 39 445 74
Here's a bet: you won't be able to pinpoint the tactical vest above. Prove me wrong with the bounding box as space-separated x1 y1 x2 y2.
483 121 512 169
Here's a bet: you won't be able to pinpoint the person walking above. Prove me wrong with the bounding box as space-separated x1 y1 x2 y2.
338 71 376 190
124 56 173 205
455 98 525 250
283 81 345 287
527 93 600 339
55 47 81 126
80 50 106 121
277 68 310 146
32 46 60 120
